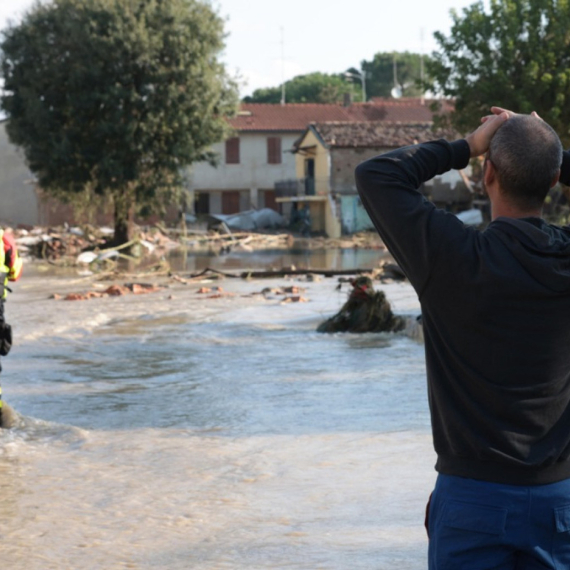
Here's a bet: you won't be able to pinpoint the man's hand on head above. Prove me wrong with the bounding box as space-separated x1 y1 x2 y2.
481 107 541 126
464 112 509 158
488 107 541 120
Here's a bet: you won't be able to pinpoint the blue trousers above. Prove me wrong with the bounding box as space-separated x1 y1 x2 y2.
428 474 570 570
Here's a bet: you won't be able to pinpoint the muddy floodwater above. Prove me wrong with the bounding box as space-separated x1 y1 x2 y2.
0 254 435 570
166 246 389 273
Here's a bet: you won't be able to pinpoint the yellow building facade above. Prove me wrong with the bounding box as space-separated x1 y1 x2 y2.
277 127 342 238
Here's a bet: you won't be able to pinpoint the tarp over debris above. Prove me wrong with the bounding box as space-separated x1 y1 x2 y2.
206 209 285 231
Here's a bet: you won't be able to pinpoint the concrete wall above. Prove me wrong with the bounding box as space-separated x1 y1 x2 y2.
330 147 390 193
0 122 39 226
330 146 472 201
328 146 473 234
0 121 187 227
190 132 300 193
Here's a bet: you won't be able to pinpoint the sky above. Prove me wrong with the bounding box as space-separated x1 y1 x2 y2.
0 0 484 97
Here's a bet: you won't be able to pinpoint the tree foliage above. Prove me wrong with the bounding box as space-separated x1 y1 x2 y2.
243 72 362 104
244 52 429 104
428 0 570 144
1 0 238 243
360 51 430 99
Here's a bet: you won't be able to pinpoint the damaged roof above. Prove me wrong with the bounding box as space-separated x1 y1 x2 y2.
303 121 458 149
229 98 451 132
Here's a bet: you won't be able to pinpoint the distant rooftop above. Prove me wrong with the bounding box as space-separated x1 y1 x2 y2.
301 121 458 149
229 98 452 132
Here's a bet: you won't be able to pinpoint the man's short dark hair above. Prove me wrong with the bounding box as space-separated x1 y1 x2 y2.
488 115 562 210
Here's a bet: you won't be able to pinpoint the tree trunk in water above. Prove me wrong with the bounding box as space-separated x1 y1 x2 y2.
113 188 134 246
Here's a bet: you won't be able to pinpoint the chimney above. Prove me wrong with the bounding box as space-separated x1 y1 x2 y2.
343 92 352 107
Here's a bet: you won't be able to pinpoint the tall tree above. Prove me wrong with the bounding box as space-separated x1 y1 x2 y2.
1 0 238 244
361 51 430 99
243 72 362 104
428 0 570 143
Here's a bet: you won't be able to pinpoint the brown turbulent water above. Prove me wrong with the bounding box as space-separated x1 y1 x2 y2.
0 258 434 569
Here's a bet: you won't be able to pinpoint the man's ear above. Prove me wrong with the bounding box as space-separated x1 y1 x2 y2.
551 169 561 189
484 159 496 188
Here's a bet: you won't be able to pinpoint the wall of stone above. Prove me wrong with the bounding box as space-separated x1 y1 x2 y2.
330 147 388 193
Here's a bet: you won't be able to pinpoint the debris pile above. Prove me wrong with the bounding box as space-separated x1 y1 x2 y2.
12 224 179 266
196 286 234 299
317 276 406 334
15 226 108 260
376 260 407 282
179 231 293 255
9 222 387 268
192 284 309 303
52 282 164 301
257 285 309 303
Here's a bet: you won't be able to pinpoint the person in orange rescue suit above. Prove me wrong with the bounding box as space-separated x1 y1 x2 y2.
0 229 23 300
0 228 22 425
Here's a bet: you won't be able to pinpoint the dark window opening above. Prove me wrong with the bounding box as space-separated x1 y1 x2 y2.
225 137 240 164
305 158 315 195
195 192 210 214
222 191 241 214
267 137 282 164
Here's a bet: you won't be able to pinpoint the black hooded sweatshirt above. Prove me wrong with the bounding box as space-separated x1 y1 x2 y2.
355 139 570 485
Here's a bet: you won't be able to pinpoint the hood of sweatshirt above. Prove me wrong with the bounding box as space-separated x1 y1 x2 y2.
488 217 570 292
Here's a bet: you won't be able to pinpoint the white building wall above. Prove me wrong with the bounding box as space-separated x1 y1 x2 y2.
239 191 249 212
188 132 300 192
210 191 222 214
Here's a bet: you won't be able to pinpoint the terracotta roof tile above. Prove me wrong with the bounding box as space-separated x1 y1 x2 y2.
229 98 451 132
307 121 459 149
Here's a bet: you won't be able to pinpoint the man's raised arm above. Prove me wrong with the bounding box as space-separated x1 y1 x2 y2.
354 113 508 295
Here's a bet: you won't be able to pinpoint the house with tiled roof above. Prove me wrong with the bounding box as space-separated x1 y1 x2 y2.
186 98 450 221
0 98 455 230
283 119 471 236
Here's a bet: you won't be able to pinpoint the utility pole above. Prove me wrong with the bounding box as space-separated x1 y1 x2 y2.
391 53 402 98
361 69 367 103
420 28 425 105
280 27 286 105
393 52 398 89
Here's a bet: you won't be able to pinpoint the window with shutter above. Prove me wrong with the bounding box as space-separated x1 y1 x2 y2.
267 137 282 164
225 137 240 164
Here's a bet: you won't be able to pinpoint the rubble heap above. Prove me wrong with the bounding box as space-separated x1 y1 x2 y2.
10 223 386 266
317 276 406 334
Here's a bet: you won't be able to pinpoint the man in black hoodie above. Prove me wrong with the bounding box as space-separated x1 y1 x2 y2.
355 110 570 569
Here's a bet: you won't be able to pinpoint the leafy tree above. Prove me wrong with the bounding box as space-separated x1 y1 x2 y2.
243 72 362 104
244 53 429 104
1 0 238 244
428 0 570 144
361 51 431 99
